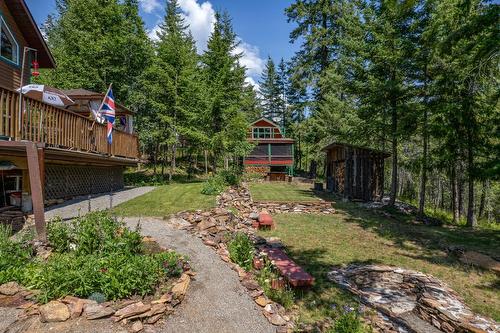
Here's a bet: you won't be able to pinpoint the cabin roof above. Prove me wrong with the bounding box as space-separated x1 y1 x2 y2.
322 142 390 158
5 0 56 68
250 117 281 128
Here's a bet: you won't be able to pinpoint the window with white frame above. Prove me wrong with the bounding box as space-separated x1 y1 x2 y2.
0 16 19 65
252 127 274 139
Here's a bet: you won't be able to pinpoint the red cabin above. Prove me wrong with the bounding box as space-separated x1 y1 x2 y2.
244 118 294 181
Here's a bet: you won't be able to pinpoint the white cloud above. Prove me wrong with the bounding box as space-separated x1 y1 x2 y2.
139 0 162 13
178 0 216 51
233 40 265 82
147 24 162 41
144 0 264 88
244 77 260 90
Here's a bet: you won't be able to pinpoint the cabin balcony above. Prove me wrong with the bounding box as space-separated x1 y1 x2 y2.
0 86 139 160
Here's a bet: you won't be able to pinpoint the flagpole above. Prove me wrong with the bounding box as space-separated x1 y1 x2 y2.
90 83 112 132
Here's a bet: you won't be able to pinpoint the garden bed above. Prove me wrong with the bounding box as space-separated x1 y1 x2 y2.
0 212 192 332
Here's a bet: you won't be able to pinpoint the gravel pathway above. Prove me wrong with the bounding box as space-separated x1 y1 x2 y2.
45 186 155 220
124 217 275 333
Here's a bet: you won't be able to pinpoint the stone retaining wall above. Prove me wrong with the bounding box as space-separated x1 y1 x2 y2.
328 264 499 333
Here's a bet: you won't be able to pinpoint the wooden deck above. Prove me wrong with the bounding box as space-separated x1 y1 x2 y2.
0 86 139 160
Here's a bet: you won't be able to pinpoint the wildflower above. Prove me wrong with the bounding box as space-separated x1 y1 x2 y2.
343 305 354 313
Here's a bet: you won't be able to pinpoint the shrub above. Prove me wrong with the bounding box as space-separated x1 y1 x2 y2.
218 170 241 186
255 259 295 309
331 310 364 333
201 175 226 195
124 171 168 186
201 169 242 195
228 233 254 271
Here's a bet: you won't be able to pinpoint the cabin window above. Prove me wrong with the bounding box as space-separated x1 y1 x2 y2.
0 16 19 65
252 127 273 139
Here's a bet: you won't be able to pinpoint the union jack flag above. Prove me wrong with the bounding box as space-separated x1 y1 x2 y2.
100 86 115 144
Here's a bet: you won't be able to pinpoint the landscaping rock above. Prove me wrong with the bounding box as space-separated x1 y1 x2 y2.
255 296 269 307
85 303 115 320
70 299 84 318
114 302 151 320
145 313 163 324
131 320 143 332
241 277 260 291
249 212 259 220
39 301 70 323
171 273 191 300
152 293 173 304
198 218 216 231
263 311 287 326
0 282 22 295
327 264 500 333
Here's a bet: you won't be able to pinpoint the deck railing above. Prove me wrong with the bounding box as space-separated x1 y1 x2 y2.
0 86 139 159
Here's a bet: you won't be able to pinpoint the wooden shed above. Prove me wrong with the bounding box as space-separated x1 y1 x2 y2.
323 143 389 201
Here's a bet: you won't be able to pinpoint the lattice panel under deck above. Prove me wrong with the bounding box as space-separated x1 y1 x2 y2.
45 165 124 200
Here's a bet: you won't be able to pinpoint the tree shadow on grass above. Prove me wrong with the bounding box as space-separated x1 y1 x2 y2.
337 201 500 259
282 246 382 320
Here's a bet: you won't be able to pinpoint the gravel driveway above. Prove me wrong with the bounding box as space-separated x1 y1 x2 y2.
45 186 155 220
123 217 275 333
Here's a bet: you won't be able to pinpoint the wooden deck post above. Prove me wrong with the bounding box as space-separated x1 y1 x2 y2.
26 143 46 240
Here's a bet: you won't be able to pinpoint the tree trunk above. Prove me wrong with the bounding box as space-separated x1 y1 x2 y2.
388 102 398 206
466 145 476 227
451 165 459 223
458 173 464 217
418 108 428 217
204 150 208 175
169 143 177 182
153 143 159 176
478 179 488 218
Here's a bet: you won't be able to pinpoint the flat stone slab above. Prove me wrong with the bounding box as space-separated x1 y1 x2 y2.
260 247 314 287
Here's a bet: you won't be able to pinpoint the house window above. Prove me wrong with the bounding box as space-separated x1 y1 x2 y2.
0 16 19 65
252 127 273 139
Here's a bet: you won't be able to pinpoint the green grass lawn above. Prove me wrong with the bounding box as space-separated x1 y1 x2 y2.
259 202 500 324
113 182 216 216
249 182 332 202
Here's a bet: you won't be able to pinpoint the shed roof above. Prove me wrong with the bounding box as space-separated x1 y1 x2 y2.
5 0 56 68
322 142 390 158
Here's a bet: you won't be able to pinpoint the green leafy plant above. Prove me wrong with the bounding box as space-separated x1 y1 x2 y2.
201 169 242 195
0 225 33 284
330 310 364 333
255 259 295 309
71 212 143 256
2 212 184 303
228 233 254 271
201 175 227 195
218 169 241 186
47 217 72 253
124 170 169 186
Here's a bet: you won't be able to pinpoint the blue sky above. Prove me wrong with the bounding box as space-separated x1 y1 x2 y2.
25 0 300 87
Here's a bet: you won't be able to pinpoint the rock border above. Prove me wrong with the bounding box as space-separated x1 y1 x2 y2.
0 237 193 333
